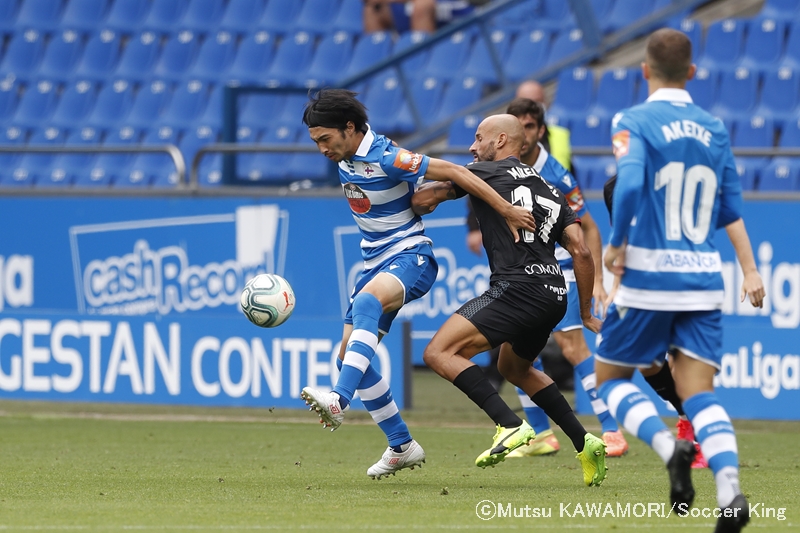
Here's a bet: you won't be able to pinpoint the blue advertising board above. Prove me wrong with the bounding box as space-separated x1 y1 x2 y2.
0 195 798 419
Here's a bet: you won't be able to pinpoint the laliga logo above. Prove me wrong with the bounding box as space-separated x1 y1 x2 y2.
0 255 34 312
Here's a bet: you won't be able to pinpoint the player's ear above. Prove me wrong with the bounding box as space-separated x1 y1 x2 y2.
641 61 649 80
686 64 697 82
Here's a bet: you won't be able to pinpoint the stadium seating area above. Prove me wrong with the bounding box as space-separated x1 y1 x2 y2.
0 0 797 189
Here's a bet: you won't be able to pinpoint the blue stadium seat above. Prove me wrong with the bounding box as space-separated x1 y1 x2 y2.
51 80 97 130
13 79 59 129
126 80 172 129
161 79 211 130
710 67 758 121
570 114 610 147
447 114 482 146
115 31 162 81
0 77 21 122
220 0 267 35
197 153 223 187
239 125 297 182
105 0 151 33
141 0 189 33
780 21 800 69
258 0 304 37
739 18 786 72
0 0 20 33
546 28 585 66
15 127 65 186
227 31 276 85
97 126 147 187
732 116 775 147
362 75 406 134
536 0 574 31
602 0 655 35
733 157 765 190
265 31 316 87
490 0 537 29
331 0 363 34
758 158 800 190
344 32 393 79
685 67 717 110
15 0 65 33
760 0 800 20
60 0 110 32
74 29 122 81
38 29 84 82
570 155 596 189
86 79 135 130
697 19 745 71
277 93 310 125
462 29 512 85
125 126 181 188
779 116 800 147
433 76 483 123
505 29 552 82
634 68 649 104
393 31 431 80
440 153 473 166
194 83 225 129
227 125 261 181
395 76 446 134
591 0 614 21
755 67 799 129
287 133 332 183
239 92 285 130
152 30 200 81
548 67 594 126
304 31 355 88
422 30 473 81
180 0 226 34
190 30 237 81
293 0 342 35
572 156 615 190
0 30 46 81
0 126 26 186
593 68 636 119
672 18 703 58
54 126 102 187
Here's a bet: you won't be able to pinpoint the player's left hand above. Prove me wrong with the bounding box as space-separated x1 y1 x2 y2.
593 282 608 318
582 315 603 334
741 270 766 308
604 245 625 275
504 205 536 243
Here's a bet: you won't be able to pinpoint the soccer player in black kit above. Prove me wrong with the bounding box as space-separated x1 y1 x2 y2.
411 114 608 486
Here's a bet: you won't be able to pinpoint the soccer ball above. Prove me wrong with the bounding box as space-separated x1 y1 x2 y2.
240 274 296 328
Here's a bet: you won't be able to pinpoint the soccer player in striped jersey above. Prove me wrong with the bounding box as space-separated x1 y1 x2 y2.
596 29 764 532
299 89 536 479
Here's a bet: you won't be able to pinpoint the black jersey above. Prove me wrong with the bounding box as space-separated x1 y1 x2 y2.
454 157 578 286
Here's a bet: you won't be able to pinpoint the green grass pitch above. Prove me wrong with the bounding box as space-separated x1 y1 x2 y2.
0 369 797 532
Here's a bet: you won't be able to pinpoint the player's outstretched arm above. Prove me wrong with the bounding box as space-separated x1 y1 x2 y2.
725 218 765 308
560 223 602 333
424 158 536 242
411 181 456 216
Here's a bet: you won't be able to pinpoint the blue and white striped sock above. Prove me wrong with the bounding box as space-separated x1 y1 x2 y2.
599 379 675 463
336 358 412 448
516 358 551 433
684 392 741 508
333 293 383 408
575 356 619 433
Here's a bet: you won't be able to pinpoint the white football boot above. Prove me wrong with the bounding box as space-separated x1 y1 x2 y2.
367 440 426 480
301 387 348 431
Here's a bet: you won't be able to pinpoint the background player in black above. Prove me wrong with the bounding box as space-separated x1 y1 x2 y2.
410 115 608 486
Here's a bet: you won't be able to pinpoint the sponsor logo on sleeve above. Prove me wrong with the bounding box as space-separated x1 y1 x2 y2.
343 182 371 214
393 149 423 173
612 130 630 159
566 187 585 213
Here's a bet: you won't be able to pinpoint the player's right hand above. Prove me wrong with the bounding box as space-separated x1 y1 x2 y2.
504 205 536 243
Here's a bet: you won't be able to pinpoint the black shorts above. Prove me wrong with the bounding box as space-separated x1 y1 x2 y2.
457 279 568 362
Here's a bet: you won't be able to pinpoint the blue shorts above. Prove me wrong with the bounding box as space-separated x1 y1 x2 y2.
596 305 723 369
345 243 438 334
554 280 582 332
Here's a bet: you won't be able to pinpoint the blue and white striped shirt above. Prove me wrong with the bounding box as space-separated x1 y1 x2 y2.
338 126 432 270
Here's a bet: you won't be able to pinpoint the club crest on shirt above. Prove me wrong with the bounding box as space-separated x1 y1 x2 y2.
343 182 371 214
612 130 630 159
393 149 423 173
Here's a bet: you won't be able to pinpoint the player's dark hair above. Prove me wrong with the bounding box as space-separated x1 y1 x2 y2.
302 88 369 133
506 98 545 128
646 28 692 82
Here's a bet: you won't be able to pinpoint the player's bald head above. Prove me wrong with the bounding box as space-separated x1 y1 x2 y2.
645 28 693 82
515 80 545 104
480 114 524 150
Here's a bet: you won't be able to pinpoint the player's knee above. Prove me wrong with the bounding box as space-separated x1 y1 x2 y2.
422 344 443 369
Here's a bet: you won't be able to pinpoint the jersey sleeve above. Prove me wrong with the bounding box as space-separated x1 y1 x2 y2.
552 187 578 245
379 144 431 184
556 168 588 218
609 111 645 247
452 161 495 198
717 139 743 228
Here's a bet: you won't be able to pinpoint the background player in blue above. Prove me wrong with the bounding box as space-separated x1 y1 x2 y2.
504 98 630 458
595 29 765 532
298 89 536 480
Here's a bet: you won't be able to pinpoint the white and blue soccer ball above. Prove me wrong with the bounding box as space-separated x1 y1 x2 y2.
240 274 296 328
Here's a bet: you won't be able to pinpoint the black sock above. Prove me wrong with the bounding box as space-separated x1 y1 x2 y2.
531 383 586 452
643 363 685 416
453 365 522 428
